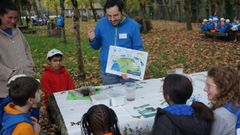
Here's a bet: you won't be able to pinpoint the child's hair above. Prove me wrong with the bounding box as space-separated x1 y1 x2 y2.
163 74 193 104
81 104 121 135
208 66 239 109
0 0 18 25
163 74 214 122
8 76 40 107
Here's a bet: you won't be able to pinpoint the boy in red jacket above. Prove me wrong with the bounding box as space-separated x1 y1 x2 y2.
41 49 75 107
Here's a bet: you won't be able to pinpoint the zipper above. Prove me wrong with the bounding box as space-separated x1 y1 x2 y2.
114 27 117 46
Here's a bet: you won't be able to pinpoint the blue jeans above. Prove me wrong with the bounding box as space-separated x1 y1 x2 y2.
101 72 135 85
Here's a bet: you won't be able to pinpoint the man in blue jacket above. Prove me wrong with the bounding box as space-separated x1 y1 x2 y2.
88 0 144 85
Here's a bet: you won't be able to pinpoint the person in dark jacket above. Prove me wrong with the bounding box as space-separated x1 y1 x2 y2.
151 74 214 135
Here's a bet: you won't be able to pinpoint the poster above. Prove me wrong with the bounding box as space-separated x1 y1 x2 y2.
106 46 148 80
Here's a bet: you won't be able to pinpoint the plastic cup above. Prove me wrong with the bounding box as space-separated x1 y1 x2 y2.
125 82 136 101
175 68 184 74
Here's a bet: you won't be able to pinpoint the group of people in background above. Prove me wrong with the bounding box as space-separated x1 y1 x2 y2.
200 15 240 33
1 0 240 135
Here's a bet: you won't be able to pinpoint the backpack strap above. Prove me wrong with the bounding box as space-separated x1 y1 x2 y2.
0 113 32 135
0 96 12 125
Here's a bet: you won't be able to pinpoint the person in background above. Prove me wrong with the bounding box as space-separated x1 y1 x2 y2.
0 0 34 100
41 49 75 107
81 104 121 135
152 74 213 135
1 76 41 135
204 66 240 135
88 0 144 85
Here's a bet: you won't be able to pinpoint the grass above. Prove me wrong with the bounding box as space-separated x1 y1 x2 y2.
25 19 240 85
25 33 99 80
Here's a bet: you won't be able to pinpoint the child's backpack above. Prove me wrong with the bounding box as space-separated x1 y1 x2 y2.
0 96 12 126
0 96 38 135
0 112 32 135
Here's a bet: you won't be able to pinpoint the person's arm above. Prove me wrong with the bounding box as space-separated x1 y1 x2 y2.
131 24 144 51
40 74 53 107
0 63 14 81
65 71 75 90
20 29 35 76
88 23 102 50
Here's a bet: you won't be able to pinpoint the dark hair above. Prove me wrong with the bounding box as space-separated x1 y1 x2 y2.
48 54 63 61
81 104 121 135
163 74 214 122
8 76 40 106
163 74 193 104
104 0 125 13
208 66 239 109
0 0 18 25
191 101 214 122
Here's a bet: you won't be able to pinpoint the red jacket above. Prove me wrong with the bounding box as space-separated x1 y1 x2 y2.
41 66 75 106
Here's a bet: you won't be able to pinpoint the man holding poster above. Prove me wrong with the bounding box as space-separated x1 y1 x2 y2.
88 0 144 85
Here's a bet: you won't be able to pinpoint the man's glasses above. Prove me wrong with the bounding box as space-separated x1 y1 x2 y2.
106 14 121 20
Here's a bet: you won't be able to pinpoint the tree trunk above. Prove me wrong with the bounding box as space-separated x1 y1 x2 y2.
89 0 98 22
235 0 240 20
139 3 148 33
215 0 224 17
30 0 41 18
71 0 86 79
60 0 66 43
184 0 192 30
15 0 23 25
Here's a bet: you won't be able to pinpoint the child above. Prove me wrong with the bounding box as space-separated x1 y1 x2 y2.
1 76 41 135
204 66 240 135
152 74 213 135
81 104 121 135
41 48 75 107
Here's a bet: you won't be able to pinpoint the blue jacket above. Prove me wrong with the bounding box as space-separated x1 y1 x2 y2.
89 16 144 73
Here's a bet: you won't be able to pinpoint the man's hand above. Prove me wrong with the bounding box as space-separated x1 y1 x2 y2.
88 27 95 41
122 74 128 80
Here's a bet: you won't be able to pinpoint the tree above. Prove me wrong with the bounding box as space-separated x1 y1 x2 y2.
71 0 86 79
29 0 41 18
14 0 24 25
60 0 67 43
224 0 234 20
184 0 192 30
215 0 224 17
126 0 154 33
89 0 98 22
42 0 59 16
234 0 240 20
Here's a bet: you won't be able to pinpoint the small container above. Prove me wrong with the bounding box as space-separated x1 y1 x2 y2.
175 68 184 74
108 90 125 107
125 82 137 101
91 94 110 106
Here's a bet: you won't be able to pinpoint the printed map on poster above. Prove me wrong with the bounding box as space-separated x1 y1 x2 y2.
106 46 148 80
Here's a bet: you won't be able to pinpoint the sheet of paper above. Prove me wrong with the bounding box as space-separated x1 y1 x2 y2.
106 46 148 80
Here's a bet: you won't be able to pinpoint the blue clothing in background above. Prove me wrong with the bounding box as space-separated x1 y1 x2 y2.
89 16 144 74
56 16 64 27
224 102 240 129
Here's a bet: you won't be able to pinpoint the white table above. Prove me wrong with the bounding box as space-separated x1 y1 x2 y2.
49 72 209 135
